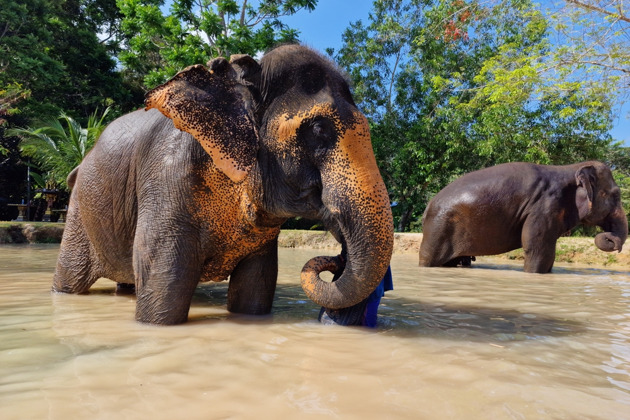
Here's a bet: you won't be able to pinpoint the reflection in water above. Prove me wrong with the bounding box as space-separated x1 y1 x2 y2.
1 244 630 419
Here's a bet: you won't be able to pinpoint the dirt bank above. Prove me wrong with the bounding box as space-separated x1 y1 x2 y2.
277 230 424 254
1 224 627 269
0 223 65 244
278 230 630 269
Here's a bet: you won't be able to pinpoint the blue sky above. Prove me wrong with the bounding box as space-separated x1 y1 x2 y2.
281 0 629 147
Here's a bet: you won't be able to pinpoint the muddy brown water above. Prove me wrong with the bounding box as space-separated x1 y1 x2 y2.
1 244 629 419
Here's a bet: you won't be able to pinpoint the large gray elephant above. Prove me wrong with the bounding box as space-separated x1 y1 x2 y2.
53 45 394 324
419 161 627 273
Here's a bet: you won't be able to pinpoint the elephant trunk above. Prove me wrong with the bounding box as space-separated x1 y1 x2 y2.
300 112 394 309
594 207 628 252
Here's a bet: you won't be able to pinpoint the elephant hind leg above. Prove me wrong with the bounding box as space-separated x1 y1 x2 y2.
419 233 456 267
53 210 100 294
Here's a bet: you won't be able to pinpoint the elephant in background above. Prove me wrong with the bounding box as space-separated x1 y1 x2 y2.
53 44 394 324
419 161 627 273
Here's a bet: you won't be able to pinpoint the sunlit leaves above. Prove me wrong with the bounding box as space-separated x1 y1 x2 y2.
117 0 318 88
550 0 630 102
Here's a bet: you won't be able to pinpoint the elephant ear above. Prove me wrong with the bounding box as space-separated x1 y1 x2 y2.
144 59 258 183
229 54 262 87
575 164 596 220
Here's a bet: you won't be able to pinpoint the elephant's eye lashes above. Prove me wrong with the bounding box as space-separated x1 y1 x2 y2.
309 119 335 140
309 120 328 137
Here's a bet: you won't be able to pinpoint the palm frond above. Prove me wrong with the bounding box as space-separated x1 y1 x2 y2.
8 107 111 188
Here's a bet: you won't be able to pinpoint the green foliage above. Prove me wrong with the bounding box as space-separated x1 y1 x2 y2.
0 83 31 156
332 0 616 231
0 0 624 234
0 0 137 123
7 108 110 188
117 0 318 88
0 83 31 127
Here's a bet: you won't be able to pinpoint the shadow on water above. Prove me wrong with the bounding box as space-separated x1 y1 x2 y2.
468 261 630 276
375 301 585 342
184 282 586 343
71 281 585 343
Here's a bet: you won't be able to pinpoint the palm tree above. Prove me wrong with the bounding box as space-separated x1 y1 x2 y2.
7 108 110 188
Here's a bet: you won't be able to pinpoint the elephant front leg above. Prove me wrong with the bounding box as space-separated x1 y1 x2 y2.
227 238 278 315
133 233 202 325
521 220 558 273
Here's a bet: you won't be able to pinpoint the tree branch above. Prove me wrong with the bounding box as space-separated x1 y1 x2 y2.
387 51 401 114
0 22 10 39
564 0 630 23
219 9 226 37
564 59 630 74
240 0 248 26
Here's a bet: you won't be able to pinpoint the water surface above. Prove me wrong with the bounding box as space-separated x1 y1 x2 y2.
1 245 629 419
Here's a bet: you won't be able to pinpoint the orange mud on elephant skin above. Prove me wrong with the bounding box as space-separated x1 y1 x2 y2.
52 45 394 325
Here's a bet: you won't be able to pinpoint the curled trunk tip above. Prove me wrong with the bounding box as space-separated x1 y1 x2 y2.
594 232 624 252
300 253 389 310
300 255 344 307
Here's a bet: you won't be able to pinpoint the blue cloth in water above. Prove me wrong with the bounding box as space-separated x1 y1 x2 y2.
318 266 393 328
362 266 393 327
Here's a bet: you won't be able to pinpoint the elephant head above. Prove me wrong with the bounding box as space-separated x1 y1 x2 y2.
575 162 628 252
145 45 394 310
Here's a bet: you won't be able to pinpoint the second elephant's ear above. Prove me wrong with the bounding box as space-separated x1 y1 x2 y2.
145 61 258 183
575 164 596 219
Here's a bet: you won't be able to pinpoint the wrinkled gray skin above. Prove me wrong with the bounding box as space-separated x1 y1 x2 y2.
419 161 628 273
53 45 393 325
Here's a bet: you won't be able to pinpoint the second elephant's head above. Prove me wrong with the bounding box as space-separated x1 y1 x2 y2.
145 44 394 310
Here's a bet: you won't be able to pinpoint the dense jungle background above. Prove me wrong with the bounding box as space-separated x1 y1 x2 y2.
1 0 629 232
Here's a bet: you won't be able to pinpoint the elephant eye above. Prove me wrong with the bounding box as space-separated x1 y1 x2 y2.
305 118 337 160
310 118 334 140
312 121 325 137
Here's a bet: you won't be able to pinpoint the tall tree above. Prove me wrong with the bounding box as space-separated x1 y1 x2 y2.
117 0 318 88
0 0 136 122
551 0 629 101
333 0 615 231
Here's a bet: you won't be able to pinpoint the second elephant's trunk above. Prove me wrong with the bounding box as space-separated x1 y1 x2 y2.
594 207 628 252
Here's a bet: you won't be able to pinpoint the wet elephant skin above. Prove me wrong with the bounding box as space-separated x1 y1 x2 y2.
419 161 627 273
53 45 393 325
